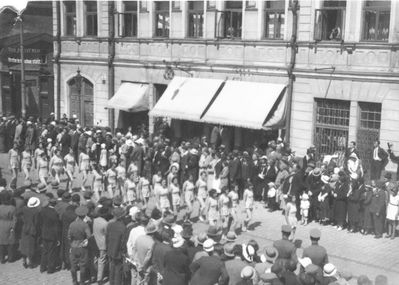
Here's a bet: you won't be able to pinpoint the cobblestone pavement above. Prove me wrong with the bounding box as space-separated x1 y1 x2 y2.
0 154 398 284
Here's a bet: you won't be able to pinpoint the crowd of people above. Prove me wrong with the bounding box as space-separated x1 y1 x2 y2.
0 113 396 285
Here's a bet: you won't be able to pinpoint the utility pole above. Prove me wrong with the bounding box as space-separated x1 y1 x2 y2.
19 16 26 118
285 0 299 144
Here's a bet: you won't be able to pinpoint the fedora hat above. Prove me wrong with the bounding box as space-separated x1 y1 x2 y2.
203 239 214 252
240 266 256 280
112 207 126 220
262 246 279 263
145 221 158 234
323 263 337 277
27 197 40 208
225 231 237 242
197 232 208 245
223 243 235 258
242 244 255 263
207 225 222 238
37 183 47 193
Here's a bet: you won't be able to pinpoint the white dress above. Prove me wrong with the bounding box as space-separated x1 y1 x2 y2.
171 184 181 206
387 194 399 221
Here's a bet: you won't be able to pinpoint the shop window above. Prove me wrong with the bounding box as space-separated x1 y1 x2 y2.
85 1 98 36
155 1 170 37
264 0 285 39
64 1 76 36
314 0 346 41
363 1 390 41
119 1 138 37
188 1 204 38
215 1 242 39
314 99 350 156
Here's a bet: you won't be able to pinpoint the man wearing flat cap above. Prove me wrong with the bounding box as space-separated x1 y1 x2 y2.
302 228 328 269
273 225 297 266
68 205 91 285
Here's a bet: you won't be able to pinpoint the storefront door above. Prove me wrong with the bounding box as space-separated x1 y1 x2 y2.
68 77 94 126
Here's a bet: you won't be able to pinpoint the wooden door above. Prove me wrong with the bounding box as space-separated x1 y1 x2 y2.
68 77 94 126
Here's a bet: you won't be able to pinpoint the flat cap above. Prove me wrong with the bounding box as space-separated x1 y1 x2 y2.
310 228 321 239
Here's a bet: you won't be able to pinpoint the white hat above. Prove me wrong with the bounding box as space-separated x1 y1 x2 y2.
26 121 32 125
299 257 312 268
172 224 183 237
72 114 77 119
240 266 256 279
86 130 92 136
50 112 55 116
50 121 56 126
242 244 255 262
129 206 139 219
321 175 330 184
96 129 102 134
323 263 337 277
172 237 185 248
47 138 52 143
27 197 40 208
135 138 145 145
203 239 214 252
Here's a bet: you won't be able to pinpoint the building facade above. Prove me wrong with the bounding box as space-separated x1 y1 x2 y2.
53 0 399 166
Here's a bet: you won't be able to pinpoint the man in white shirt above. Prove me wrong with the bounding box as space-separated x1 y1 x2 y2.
370 140 388 180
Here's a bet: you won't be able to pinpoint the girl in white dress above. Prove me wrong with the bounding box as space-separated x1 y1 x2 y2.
157 178 170 214
92 164 104 202
285 195 297 240
206 189 219 226
138 176 151 208
8 143 19 186
106 163 117 198
124 172 137 205
228 184 240 233
218 186 231 239
37 152 48 186
64 148 76 192
183 174 195 221
21 146 32 181
170 176 181 216
167 163 179 187
99 143 108 170
196 171 208 222
34 142 45 169
49 149 63 184
243 183 255 232
115 161 126 198
79 147 91 191
386 186 399 239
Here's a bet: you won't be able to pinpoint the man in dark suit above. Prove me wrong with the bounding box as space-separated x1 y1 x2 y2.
106 207 127 285
131 140 145 176
39 196 61 273
228 150 241 193
273 225 297 265
151 229 173 281
60 127 71 157
70 125 80 162
302 228 328 268
370 140 388 180
369 183 387 238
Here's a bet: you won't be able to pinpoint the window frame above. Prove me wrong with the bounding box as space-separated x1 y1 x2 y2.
154 1 170 38
84 1 98 37
362 1 391 42
64 1 76 36
264 1 285 40
187 1 204 38
118 1 138 38
313 6 346 41
215 2 243 39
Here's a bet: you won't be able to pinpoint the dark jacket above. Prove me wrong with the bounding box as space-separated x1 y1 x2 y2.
39 206 61 241
163 247 190 285
106 219 126 260
151 241 172 276
228 157 241 183
190 255 229 285
369 189 386 215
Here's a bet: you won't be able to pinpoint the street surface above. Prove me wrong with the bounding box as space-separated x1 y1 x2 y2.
0 154 398 284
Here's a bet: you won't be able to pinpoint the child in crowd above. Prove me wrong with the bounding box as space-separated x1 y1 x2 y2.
300 193 310 225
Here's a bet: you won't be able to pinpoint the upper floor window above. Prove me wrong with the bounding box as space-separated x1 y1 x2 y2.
172 1 181 11
85 1 98 36
64 1 76 36
188 1 204 38
363 1 390 41
314 0 346 41
119 1 138 37
216 1 242 39
155 1 170 37
264 1 285 39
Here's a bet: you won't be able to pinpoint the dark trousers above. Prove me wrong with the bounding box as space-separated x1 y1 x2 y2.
40 239 59 272
109 258 123 285
372 212 384 236
370 160 383 180
70 247 89 283
0 244 17 262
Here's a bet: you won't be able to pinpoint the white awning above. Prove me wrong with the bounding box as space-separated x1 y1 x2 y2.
107 82 149 112
149 76 224 122
200 80 287 130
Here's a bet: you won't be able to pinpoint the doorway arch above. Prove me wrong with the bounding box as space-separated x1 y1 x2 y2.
67 76 94 126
